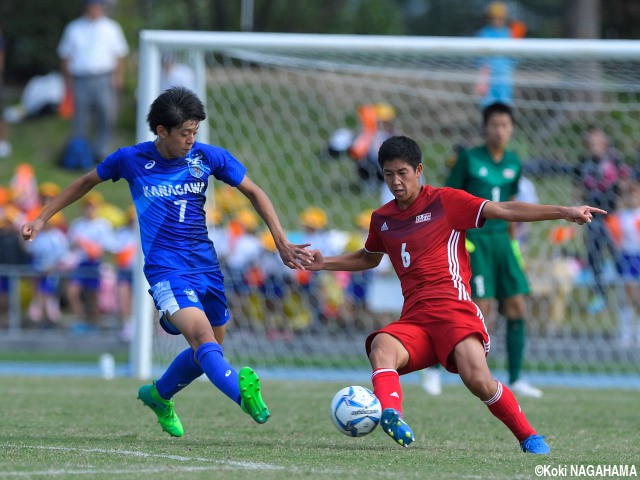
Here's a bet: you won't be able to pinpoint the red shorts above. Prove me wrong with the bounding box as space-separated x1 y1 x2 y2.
365 298 490 374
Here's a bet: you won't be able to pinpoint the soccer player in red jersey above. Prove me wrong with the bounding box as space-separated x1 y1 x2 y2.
306 136 606 453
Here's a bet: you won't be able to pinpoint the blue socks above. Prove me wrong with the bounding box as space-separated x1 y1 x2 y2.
155 347 203 400
155 343 241 405
195 342 241 405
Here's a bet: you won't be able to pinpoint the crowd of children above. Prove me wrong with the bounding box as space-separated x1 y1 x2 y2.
0 165 387 339
0 163 137 338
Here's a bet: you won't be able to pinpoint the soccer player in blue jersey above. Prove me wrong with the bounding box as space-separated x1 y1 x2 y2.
21 86 313 437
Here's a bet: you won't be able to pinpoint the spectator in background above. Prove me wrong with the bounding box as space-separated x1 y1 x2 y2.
57 0 129 161
225 208 263 288
65 191 113 331
0 186 20 226
213 183 251 222
573 126 627 314
206 207 229 260
0 200 30 328
109 205 137 341
258 230 295 340
340 209 376 330
27 182 68 232
513 175 539 258
160 53 196 93
297 207 326 329
606 180 640 346
348 103 397 196
10 163 39 215
0 26 11 158
475 2 523 107
224 208 263 329
298 206 345 330
25 183 70 328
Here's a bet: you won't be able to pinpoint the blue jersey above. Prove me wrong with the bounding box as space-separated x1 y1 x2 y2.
476 25 515 106
96 141 246 285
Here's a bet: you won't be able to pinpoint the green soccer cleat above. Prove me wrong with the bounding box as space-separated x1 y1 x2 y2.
137 383 184 437
239 366 270 424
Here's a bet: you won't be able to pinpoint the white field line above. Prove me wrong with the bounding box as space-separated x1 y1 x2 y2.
2 466 271 478
0 443 496 480
1 443 416 478
1 444 284 477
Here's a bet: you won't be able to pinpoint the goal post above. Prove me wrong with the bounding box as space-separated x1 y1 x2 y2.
132 31 640 380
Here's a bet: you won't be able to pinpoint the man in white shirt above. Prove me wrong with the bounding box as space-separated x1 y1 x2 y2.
57 0 129 161
160 53 196 93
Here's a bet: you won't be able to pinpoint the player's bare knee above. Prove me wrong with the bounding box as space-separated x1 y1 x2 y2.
462 371 495 399
368 347 391 369
184 328 217 350
368 333 407 370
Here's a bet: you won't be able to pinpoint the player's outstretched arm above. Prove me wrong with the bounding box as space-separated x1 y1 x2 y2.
236 175 313 270
21 169 104 242
307 248 383 272
482 201 607 225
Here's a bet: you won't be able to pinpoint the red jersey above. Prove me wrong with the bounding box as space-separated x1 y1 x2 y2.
365 185 488 315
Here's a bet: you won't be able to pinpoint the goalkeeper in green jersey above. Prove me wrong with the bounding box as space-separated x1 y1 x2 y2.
444 101 542 398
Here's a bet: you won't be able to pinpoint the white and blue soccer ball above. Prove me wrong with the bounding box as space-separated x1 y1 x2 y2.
330 385 381 437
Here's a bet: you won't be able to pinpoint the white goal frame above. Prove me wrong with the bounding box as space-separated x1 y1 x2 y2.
132 31 640 379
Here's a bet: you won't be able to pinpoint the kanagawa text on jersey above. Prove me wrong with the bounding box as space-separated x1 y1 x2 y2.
143 182 206 198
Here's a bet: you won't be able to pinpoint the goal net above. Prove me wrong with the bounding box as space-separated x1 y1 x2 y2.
133 32 640 381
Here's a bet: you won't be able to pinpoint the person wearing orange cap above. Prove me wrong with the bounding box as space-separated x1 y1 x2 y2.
30 183 67 231
257 229 296 340
39 182 61 199
0 186 22 227
475 2 519 107
107 204 137 341
64 190 113 331
224 208 264 328
341 209 377 329
0 200 30 326
348 103 398 195
10 163 39 213
25 197 71 328
299 206 349 330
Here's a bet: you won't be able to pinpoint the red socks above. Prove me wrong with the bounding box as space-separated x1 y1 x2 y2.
371 368 403 412
484 381 536 442
372 371 535 443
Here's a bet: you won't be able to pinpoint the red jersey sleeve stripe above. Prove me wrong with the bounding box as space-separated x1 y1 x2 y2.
476 200 490 228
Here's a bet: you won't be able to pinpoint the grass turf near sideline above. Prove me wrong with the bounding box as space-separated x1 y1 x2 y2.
2 376 638 480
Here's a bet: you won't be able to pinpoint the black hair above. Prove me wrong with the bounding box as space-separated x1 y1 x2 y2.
482 101 514 126
147 86 206 134
378 135 422 171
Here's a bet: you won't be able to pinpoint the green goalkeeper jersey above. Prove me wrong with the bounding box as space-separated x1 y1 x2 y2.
445 145 521 233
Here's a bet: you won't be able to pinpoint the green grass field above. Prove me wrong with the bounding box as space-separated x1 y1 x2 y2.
2 376 638 479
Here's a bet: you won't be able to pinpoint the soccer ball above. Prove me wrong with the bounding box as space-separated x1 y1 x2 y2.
330 385 381 437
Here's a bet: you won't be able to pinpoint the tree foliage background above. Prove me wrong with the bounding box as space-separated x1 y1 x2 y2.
0 0 638 83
